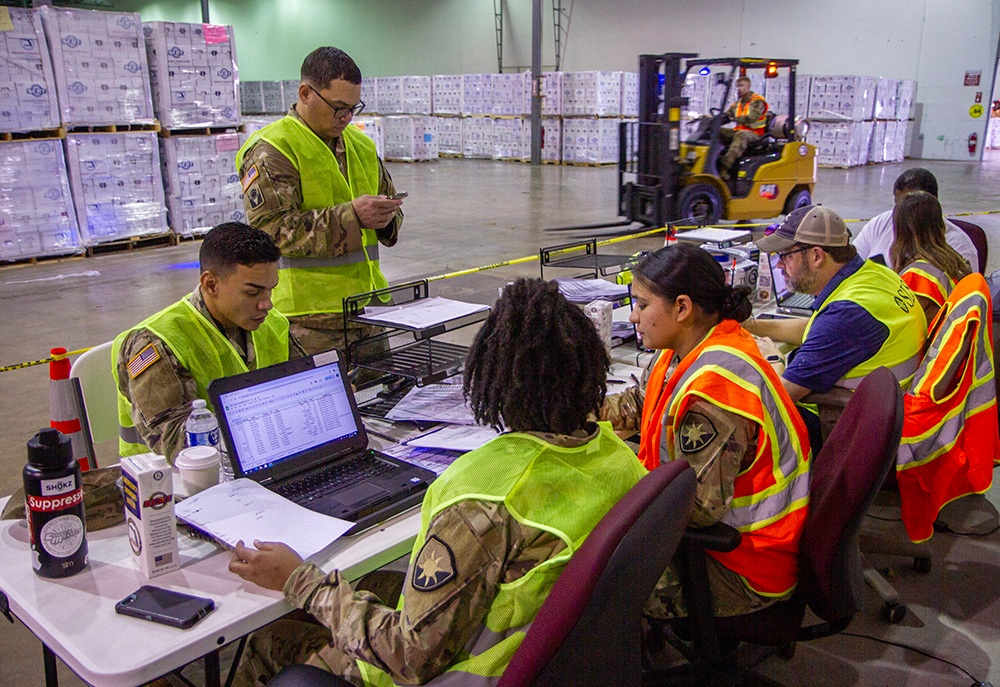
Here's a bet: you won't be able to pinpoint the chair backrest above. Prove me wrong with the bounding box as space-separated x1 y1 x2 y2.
69 341 118 445
498 461 696 687
949 218 988 274
797 367 903 625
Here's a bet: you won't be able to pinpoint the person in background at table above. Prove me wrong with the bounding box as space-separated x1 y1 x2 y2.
891 190 972 324
628 244 811 621
853 167 979 271
227 278 646 687
112 222 304 463
236 46 404 358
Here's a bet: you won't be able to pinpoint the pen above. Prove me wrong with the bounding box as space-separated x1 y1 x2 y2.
607 378 626 385
631 374 640 385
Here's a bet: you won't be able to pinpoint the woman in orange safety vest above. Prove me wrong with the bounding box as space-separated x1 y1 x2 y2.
633 244 811 619
891 190 971 325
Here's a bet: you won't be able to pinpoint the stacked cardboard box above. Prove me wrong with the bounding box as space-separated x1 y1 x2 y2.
142 22 241 130
40 6 154 127
562 72 622 117
0 139 81 261
869 120 908 163
764 75 811 119
260 81 283 114
874 77 899 120
281 80 298 110
64 132 167 244
540 117 562 163
353 116 385 159
562 118 619 164
806 121 874 167
0 8 60 132
402 76 432 115
360 78 378 114
431 75 463 115
462 117 493 158
492 117 526 161
808 75 877 121
240 81 263 115
462 74 493 115
621 72 639 118
491 73 529 117
896 80 916 121
540 72 562 116
383 115 437 161
436 117 463 155
159 132 245 237
375 77 403 115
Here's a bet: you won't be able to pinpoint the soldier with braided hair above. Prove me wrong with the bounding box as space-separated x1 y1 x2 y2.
227 277 646 687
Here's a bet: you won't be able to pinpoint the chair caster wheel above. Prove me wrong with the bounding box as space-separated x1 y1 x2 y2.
913 557 931 573
882 602 907 624
777 642 796 659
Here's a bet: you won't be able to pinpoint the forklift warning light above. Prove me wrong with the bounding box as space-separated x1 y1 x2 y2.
765 63 779 79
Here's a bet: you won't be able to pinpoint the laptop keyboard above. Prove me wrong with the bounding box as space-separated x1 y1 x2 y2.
274 452 394 503
781 293 813 309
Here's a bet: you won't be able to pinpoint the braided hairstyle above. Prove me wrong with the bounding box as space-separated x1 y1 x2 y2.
634 243 753 322
463 278 610 434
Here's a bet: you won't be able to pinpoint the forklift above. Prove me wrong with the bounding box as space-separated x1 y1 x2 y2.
619 54 816 226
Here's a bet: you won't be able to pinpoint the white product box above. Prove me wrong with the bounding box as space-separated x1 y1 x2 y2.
462 74 493 116
492 116 527 161
159 132 245 236
259 81 283 114
621 72 639 118
143 21 240 130
562 71 622 117
874 77 899 119
462 116 494 158
64 131 168 244
361 77 379 115
281 80 299 110
896 80 916 121
375 76 403 115
0 139 81 261
491 72 529 116
401 76 432 115
432 74 463 116
0 8 60 132
353 116 385 159
435 116 463 156
383 115 438 161
562 117 620 164
40 6 154 127
240 81 264 114
584 300 613 353
120 453 179 578
868 120 888 163
540 72 562 116
541 117 562 163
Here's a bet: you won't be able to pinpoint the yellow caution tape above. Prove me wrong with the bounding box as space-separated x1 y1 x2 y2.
0 346 93 374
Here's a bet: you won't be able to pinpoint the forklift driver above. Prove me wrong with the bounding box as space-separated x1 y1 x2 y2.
718 76 769 180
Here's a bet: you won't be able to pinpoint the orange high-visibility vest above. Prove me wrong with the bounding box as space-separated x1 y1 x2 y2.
900 259 956 313
896 273 999 542
734 93 768 136
638 320 811 596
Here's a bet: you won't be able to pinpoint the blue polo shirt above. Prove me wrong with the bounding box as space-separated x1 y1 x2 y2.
783 256 890 393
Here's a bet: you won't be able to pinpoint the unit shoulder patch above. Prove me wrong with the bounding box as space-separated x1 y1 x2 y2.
246 185 264 210
679 411 717 454
411 535 457 592
127 343 161 379
240 164 259 191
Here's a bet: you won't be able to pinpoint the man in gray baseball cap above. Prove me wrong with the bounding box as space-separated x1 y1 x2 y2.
746 205 926 441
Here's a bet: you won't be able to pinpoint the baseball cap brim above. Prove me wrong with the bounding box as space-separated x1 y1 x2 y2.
754 231 797 253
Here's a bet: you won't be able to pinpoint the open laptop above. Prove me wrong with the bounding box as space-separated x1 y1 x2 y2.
208 352 436 535
769 252 815 317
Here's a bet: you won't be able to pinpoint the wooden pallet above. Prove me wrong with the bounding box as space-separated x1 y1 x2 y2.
85 231 178 256
817 163 853 170
438 152 464 158
160 124 245 138
0 250 85 270
384 157 437 163
0 128 66 142
563 160 617 167
65 122 161 135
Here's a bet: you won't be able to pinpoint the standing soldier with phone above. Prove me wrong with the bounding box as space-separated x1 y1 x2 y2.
236 47 405 357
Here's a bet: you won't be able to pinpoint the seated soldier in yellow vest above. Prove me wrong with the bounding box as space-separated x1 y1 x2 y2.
236 46 404 358
746 205 926 439
226 278 647 687
113 222 305 463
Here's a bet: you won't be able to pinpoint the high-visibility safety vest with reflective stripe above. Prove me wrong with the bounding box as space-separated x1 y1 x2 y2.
734 93 768 136
637 320 811 597
235 117 388 316
356 423 646 686
896 273 999 542
112 299 289 457
803 259 926 390
900 259 956 313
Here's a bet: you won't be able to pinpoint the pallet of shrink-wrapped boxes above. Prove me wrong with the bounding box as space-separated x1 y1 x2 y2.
258 81 283 114
402 76 431 115
492 117 527 161
383 115 437 162
540 117 562 163
462 116 493 159
0 7 61 134
491 72 529 117
462 74 493 116
353 116 385 159
64 131 168 247
376 77 403 115
540 72 562 116
436 116 463 156
0 138 82 262
432 75 463 116
562 117 620 165
240 81 264 115
159 131 245 237
361 78 378 114
621 72 639 118
142 21 241 130
562 72 622 117
40 6 155 128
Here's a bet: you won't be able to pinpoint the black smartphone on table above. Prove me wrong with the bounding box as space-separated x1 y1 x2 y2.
115 585 215 629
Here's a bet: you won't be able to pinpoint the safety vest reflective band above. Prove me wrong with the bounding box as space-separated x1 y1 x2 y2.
235 117 388 316
803 260 926 390
112 299 289 458
735 93 768 136
896 273 998 542
356 423 646 686
278 246 378 270
639 320 811 597
900 259 955 312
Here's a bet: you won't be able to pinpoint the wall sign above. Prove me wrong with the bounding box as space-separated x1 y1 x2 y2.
964 70 982 87
970 103 984 118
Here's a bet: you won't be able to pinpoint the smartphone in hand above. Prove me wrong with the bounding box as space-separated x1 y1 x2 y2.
386 192 408 200
115 585 215 629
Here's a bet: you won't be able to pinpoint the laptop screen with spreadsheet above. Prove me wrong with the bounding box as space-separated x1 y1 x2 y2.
215 362 360 476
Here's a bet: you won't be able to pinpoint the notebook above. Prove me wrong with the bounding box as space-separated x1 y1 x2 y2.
769 252 815 317
207 352 436 535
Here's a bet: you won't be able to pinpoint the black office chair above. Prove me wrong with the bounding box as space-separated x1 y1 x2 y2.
950 217 988 274
268 461 698 687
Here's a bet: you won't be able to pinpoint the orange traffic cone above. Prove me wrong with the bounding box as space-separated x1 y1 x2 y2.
49 347 97 471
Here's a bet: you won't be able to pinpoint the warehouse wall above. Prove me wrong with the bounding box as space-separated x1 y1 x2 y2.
115 0 1000 161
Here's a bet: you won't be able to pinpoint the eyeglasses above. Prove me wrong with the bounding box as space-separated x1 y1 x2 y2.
308 85 365 119
775 246 811 263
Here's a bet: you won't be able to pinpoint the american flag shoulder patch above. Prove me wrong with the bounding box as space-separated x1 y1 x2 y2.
127 343 160 379
240 164 259 191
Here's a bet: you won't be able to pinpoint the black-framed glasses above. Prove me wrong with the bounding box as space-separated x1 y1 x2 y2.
308 85 365 118
775 245 811 263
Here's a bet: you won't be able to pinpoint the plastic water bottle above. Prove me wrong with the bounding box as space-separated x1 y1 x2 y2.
184 400 234 482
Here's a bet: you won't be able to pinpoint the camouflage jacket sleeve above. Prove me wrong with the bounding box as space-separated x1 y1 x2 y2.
732 98 768 127
238 140 401 260
598 354 658 430
671 399 758 528
284 499 564 684
115 329 198 464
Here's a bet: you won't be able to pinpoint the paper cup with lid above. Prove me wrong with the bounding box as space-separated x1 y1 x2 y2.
174 446 221 495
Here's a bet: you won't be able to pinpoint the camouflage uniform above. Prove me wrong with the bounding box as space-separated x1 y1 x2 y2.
232 426 600 687
238 107 402 357
718 93 768 176
115 288 305 463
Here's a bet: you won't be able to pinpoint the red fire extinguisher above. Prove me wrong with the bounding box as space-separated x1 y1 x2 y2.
968 132 978 155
